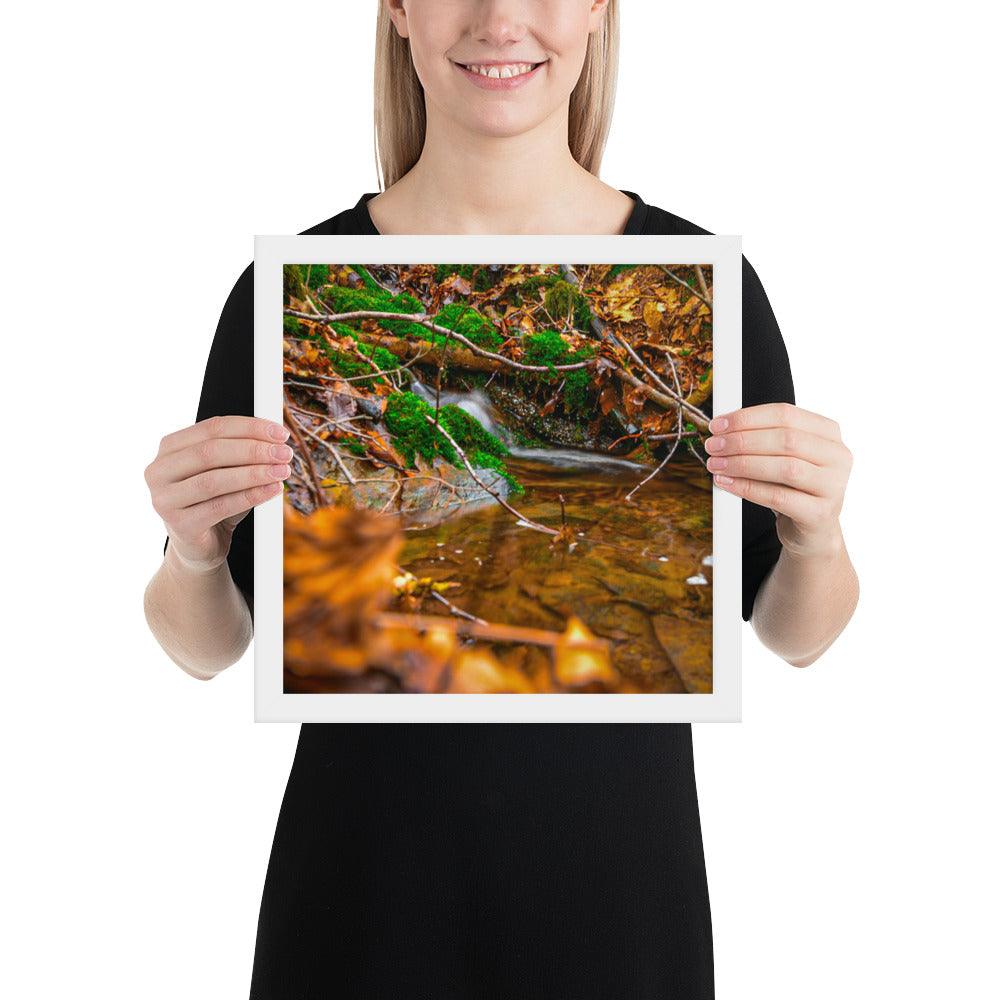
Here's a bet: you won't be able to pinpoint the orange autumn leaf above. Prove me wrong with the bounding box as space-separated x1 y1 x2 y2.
447 648 536 693
552 616 618 689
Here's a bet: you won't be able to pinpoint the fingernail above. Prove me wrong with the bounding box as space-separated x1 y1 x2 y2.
269 423 290 441
706 457 727 471
710 416 729 433
271 443 293 461
705 436 725 452
714 474 734 486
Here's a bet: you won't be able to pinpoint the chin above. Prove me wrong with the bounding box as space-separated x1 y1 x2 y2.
467 108 544 138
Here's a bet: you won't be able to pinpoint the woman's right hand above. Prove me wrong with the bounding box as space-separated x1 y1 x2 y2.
145 415 292 572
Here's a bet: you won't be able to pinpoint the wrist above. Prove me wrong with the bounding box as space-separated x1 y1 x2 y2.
164 537 230 582
776 515 845 561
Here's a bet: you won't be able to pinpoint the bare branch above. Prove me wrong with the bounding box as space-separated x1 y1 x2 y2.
285 308 594 373
658 266 712 308
426 414 558 537
283 401 331 503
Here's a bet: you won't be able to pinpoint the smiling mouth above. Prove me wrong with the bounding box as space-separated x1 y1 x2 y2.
454 61 546 79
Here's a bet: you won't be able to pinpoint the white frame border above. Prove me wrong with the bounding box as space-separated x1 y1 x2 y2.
255 234 741 722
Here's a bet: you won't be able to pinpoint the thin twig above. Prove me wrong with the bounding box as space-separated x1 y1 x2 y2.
431 590 486 624
375 611 608 652
427 415 558 537
607 359 711 431
283 401 329 504
659 266 712 308
285 404 357 487
351 265 397 297
694 265 712 305
624 328 688 501
625 429 684 502
285 308 594 373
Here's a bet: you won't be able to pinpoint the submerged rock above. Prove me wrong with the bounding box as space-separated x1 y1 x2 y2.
287 448 511 524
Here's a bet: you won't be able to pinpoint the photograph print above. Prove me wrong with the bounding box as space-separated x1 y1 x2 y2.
275 254 721 700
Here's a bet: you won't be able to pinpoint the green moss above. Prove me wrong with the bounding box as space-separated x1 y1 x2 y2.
523 330 596 415
383 391 520 491
298 323 400 385
348 265 382 293
321 284 428 339
330 320 362 340
367 345 400 373
543 279 593 331
345 440 367 457
283 265 305 300
430 302 502 350
318 282 503 349
510 272 560 309
434 264 498 292
563 370 593 412
283 315 301 335
323 283 420 316
524 329 573 370
435 264 476 283
438 404 508 460
470 450 524 495
384 393 440 466
520 273 561 294
302 265 330 290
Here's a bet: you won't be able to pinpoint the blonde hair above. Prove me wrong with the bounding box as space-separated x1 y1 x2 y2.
374 1 620 190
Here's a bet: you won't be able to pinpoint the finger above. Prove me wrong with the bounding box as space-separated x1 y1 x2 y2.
157 415 289 459
704 427 844 466
176 479 284 538
151 436 294 486
710 402 841 442
706 454 829 496
713 474 828 524
160 460 291 511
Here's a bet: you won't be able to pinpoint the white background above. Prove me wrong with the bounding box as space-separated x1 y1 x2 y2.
2 2 997 998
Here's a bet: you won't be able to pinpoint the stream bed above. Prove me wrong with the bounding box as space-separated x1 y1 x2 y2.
398 449 713 694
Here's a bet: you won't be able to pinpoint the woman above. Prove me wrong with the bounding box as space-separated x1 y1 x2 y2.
144 2 859 996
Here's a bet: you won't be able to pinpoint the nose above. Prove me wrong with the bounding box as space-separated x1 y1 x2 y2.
469 0 529 48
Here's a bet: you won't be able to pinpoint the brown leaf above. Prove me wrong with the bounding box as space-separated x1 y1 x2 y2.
598 383 620 415
283 504 403 678
643 299 664 334
447 649 536 693
623 385 647 420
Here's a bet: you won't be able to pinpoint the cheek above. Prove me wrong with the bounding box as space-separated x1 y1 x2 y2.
402 5 462 85
534 4 594 74
406 35 449 90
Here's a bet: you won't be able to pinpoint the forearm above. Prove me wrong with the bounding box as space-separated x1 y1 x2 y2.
143 542 253 679
750 522 859 667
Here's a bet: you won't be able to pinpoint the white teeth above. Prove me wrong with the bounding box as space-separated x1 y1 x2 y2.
463 62 536 78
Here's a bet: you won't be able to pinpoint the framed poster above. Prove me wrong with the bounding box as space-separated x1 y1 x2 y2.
254 234 741 722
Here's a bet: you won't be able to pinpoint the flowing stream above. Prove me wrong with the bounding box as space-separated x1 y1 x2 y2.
401 377 713 693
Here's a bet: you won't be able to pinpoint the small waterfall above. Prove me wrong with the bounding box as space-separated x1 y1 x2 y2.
408 376 643 472
410 376 512 443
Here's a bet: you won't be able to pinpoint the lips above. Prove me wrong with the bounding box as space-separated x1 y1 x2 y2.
453 60 546 91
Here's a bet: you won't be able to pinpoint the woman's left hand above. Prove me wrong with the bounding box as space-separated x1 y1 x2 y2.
703 402 853 558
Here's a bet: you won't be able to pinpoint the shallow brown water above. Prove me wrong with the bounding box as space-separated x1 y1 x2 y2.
398 452 713 693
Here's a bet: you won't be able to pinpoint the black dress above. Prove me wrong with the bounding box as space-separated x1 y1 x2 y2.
166 191 794 999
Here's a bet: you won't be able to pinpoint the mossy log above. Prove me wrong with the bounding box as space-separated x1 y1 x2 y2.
351 331 505 373
349 331 712 431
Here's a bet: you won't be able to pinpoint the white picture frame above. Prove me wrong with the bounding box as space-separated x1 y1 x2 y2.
254 234 742 722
